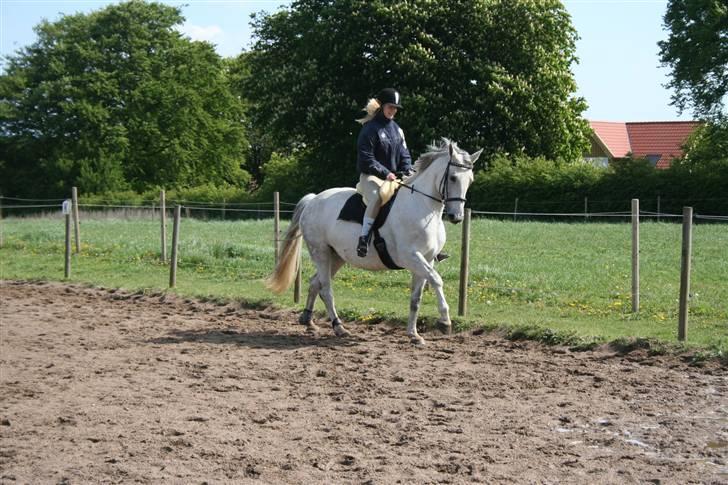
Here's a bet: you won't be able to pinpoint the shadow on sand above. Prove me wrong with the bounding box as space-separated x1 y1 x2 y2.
147 327 361 350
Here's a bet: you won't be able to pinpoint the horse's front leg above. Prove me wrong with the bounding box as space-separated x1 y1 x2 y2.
408 252 451 335
407 273 427 346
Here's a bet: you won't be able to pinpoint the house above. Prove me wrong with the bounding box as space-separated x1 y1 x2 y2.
586 121 702 169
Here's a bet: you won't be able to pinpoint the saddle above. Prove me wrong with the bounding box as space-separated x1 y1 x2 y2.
337 190 403 270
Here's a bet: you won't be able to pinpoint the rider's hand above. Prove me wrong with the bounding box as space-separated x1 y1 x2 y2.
386 172 397 181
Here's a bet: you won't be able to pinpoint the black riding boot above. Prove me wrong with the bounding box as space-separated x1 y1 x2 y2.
357 234 370 257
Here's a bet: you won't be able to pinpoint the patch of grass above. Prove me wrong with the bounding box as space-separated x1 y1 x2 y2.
609 337 667 355
689 348 727 366
1 216 726 356
503 325 584 347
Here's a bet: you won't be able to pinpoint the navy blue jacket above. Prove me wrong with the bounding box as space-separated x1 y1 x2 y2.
357 112 412 179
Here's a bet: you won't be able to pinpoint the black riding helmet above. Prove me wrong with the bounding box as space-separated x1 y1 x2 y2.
376 88 403 109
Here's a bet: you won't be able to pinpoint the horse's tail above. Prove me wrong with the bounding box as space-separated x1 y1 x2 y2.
265 193 316 294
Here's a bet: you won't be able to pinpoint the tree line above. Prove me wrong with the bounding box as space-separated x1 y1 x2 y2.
1 0 726 201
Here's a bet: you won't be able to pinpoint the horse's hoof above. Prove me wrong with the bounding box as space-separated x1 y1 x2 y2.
410 336 426 347
333 324 351 337
305 323 319 333
436 321 452 335
299 309 313 325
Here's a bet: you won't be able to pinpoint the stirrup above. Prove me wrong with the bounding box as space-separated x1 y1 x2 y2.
357 235 369 257
435 252 450 262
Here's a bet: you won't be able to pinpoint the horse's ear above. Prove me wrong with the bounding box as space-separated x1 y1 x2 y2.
470 148 484 165
449 142 454 157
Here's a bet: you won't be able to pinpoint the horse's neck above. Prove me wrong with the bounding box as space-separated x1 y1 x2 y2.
397 160 444 221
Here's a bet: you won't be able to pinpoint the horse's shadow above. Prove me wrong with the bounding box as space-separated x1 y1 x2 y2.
147 327 360 350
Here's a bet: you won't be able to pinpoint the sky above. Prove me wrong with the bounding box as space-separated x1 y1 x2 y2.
0 0 695 122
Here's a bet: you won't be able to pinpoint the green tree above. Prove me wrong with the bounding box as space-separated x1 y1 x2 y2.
226 53 272 187
243 0 590 189
659 0 728 120
0 0 248 197
680 120 728 167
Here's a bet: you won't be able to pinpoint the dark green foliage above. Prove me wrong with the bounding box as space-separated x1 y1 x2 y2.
470 155 602 213
470 155 728 215
681 120 728 165
0 0 249 198
254 152 314 204
242 0 591 190
80 184 254 207
659 0 728 119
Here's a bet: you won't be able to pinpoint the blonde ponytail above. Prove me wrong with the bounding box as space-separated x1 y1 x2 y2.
356 98 381 124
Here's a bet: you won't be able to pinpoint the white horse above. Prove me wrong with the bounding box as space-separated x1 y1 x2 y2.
266 139 482 345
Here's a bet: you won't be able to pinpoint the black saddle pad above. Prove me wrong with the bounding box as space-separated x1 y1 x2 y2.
338 192 367 224
337 190 398 227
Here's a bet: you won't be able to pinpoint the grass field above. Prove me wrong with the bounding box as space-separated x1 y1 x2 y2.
1 213 726 354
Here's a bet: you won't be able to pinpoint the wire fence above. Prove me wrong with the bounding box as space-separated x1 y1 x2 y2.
2 195 726 222
0 197 292 219
1 190 725 344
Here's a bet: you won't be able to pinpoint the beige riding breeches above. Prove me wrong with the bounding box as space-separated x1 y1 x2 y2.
357 174 383 221
357 174 399 206
357 174 383 208
357 174 401 222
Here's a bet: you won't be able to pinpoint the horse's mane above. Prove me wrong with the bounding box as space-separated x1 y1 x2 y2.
413 138 458 173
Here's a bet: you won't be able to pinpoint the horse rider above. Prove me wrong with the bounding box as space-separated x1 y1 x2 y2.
355 87 413 257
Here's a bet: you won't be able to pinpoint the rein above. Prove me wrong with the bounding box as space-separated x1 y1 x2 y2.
397 156 473 205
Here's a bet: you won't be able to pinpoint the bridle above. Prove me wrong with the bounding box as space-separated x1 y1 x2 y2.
398 154 473 205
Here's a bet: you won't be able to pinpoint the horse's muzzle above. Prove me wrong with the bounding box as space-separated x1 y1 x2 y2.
447 213 463 224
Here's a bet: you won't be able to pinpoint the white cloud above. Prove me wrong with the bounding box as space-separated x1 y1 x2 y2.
178 23 223 43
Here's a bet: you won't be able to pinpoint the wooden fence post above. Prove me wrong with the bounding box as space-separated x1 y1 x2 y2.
657 195 661 223
0 193 3 248
72 187 81 253
631 198 640 313
160 190 167 263
169 205 181 288
63 199 72 278
513 197 518 222
678 207 693 341
584 197 588 221
273 191 280 265
458 209 472 316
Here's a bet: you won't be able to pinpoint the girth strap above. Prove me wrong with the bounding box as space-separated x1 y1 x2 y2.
373 229 404 270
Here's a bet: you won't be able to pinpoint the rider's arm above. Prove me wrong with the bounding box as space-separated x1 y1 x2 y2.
396 127 413 174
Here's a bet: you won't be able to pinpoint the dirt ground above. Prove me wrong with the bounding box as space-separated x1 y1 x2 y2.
0 280 726 484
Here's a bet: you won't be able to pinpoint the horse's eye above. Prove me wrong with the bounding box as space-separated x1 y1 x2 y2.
449 175 457 182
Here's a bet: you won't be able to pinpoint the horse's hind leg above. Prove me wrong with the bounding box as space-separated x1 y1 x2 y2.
298 250 348 336
299 271 321 329
309 248 350 337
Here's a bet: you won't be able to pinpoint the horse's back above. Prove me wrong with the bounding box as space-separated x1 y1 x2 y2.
300 187 389 270
313 187 356 205
300 187 356 236
304 187 354 217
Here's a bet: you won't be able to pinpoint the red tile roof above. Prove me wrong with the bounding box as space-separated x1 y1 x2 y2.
626 121 702 169
589 120 701 169
590 121 631 158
